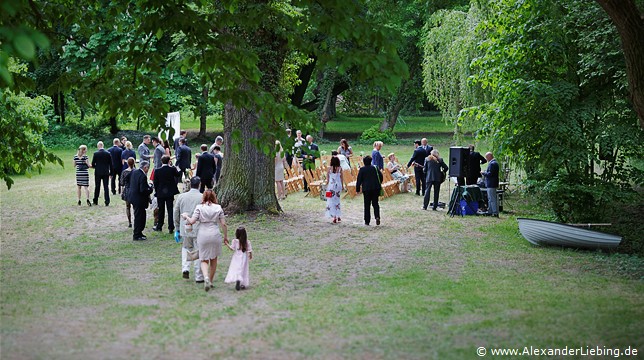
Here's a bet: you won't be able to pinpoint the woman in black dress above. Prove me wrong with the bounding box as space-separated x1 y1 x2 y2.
74 145 92 206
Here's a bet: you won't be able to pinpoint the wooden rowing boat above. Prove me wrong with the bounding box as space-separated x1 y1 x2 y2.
517 218 622 250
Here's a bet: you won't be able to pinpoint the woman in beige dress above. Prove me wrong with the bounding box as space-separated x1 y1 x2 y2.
274 140 288 200
182 190 228 292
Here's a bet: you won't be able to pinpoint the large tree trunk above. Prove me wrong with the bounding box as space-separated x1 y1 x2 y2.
199 86 208 138
290 55 317 107
596 0 644 128
380 81 406 131
109 116 118 134
218 101 280 214
59 92 65 124
52 92 60 122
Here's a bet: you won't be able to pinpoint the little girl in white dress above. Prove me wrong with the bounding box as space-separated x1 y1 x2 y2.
224 227 253 290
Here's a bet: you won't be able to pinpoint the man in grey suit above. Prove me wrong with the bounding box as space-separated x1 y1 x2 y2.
138 135 152 162
152 137 165 170
173 176 204 282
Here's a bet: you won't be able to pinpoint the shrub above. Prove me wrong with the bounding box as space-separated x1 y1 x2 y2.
358 125 397 144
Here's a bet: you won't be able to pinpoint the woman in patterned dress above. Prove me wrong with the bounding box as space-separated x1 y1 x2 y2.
325 156 343 223
74 145 92 206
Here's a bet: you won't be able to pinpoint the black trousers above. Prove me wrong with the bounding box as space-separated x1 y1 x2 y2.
156 198 175 231
199 177 213 193
362 190 380 225
94 174 110 204
133 205 147 238
466 176 478 185
110 171 121 194
423 181 441 210
414 167 425 195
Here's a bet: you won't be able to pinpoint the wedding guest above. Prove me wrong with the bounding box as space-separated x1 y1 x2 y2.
175 138 192 179
386 153 410 183
301 135 319 192
138 135 152 162
356 156 383 226
121 141 136 173
173 176 204 283
371 141 384 171
183 190 229 292
196 144 216 192
91 141 112 206
212 145 223 185
119 136 128 150
407 140 427 196
120 157 136 228
274 140 288 200
173 130 188 152
325 156 343 223
153 155 180 233
128 161 153 241
423 149 449 211
74 145 92 206
284 128 294 167
108 138 123 195
152 137 165 170
337 139 353 167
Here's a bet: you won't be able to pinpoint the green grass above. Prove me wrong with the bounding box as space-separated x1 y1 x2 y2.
325 114 467 134
1 149 642 359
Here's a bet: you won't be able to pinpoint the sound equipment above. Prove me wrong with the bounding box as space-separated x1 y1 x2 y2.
449 147 469 177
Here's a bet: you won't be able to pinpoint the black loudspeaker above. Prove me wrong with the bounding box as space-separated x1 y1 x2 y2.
449 147 469 177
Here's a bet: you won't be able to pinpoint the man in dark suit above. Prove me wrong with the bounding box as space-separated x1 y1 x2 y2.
301 135 319 192
356 156 383 226
107 138 123 195
128 161 153 240
175 138 192 179
196 144 216 193
466 144 487 185
407 140 427 196
173 130 188 152
481 152 500 217
91 141 112 206
153 155 180 233
421 138 433 154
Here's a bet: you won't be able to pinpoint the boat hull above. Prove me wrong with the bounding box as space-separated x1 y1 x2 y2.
517 218 622 250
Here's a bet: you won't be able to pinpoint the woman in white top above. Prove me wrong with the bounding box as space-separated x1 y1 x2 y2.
337 139 353 167
386 153 410 183
274 140 289 200
325 156 344 223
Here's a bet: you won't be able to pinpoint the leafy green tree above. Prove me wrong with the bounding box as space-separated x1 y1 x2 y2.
466 0 643 222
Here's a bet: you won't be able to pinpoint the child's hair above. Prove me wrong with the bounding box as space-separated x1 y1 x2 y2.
236 226 248 253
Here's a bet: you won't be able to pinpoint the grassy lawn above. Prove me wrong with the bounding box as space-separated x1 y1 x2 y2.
1 150 642 359
118 112 467 136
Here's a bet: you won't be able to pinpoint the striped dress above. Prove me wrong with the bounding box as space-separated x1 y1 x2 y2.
74 155 90 186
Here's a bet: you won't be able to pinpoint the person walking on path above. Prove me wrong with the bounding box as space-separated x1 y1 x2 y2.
108 138 123 195
74 145 92 206
356 156 383 226
182 190 229 292
224 226 253 291
120 158 136 228
173 176 205 283
325 156 343 223
152 155 180 233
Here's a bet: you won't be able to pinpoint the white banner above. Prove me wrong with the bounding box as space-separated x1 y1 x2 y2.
158 111 181 141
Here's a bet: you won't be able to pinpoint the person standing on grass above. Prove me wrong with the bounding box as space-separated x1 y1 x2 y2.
423 149 449 211
121 141 136 174
356 156 383 226
175 138 192 181
182 190 229 292
152 137 165 170
74 145 92 206
325 156 343 224
275 140 288 200
224 226 253 291
174 176 204 283
128 161 153 241
120 136 128 150
284 128 294 168
108 138 123 195
91 141 112 206
212 145 223 185
481 152 500 217
408 140 427 196
337 139 353 167
421 138 433 153
301 135 319 192
138 135 152 162
466 144 487 186
120 157 136 228
371 141 384 171
173 130 188 152
153 155 180 233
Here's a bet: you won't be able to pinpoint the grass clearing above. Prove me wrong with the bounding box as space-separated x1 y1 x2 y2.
1 149 642 359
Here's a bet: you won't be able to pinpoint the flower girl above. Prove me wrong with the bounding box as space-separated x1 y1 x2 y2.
224 227 253 290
